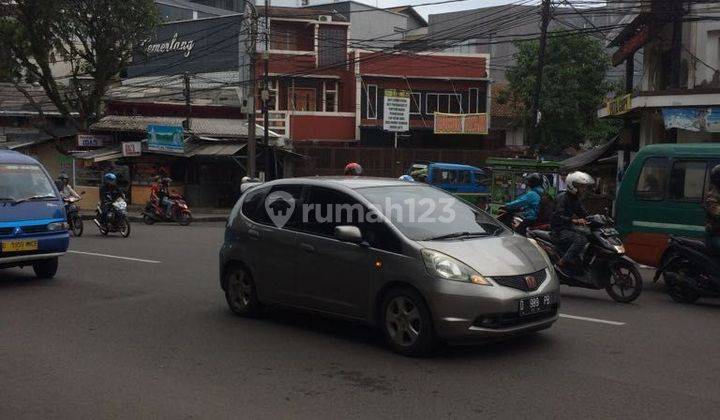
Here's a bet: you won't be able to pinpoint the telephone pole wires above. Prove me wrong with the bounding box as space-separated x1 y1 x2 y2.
531 0 552 149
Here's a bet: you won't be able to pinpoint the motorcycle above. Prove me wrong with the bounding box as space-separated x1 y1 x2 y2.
64 191 85 237
142 194 192 226
527 214 643 303
94 196 131 238
653 236 720 303
496 208 548 234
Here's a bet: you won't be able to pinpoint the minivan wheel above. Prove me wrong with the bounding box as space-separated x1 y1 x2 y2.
380 287 436 357
225 265 261 316
33 257 58 279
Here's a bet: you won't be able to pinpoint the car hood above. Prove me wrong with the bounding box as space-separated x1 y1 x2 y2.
417 234 547 276
0 200 65 223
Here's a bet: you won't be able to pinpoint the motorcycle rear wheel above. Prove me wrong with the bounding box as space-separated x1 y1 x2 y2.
605 259 642 303
142 214 156 225
71 214 83 237
664 260 701 304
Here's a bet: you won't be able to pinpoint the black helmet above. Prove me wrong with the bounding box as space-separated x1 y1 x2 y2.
711 164 720 188
58 172 69 181
525 173 542 188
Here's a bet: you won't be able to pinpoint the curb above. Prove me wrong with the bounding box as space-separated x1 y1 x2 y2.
80 214 227 223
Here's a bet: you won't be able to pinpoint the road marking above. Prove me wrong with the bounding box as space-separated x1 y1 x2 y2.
559 313 626 326
68 250 161 264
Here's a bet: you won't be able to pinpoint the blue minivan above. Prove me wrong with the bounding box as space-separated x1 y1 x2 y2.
0 150 69 278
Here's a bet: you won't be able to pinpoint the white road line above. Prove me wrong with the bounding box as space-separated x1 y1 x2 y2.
559 313 626 326
68 250 161 264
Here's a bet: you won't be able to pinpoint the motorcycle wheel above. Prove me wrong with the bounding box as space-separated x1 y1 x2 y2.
98 223 109 236
71 214 83 237
142 214 155 225
119 218 131 238
605 259 643 303
178 212 192 226
664 260 701 304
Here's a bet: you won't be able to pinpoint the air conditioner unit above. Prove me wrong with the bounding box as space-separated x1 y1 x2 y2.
318 15 332 22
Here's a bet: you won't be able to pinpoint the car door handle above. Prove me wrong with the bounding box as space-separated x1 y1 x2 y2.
248 229 260 239
300 243 315 253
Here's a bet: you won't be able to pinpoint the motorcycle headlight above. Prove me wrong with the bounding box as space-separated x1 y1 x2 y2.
614 244 625 254
47 222 69 231
421 249 492 286
526 238 556 277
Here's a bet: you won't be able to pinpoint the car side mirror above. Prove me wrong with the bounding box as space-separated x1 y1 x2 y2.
334 225 363 244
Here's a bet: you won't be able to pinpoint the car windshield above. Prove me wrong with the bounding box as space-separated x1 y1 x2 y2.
0 164 58 202
357 185 506 241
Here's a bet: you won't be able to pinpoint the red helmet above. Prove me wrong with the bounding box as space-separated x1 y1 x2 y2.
344 162 363 176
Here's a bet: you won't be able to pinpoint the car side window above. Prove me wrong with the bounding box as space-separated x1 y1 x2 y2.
635 157 668 201
668 161 707 202
458 170 471 185
239 186 268 223
253 184 303 227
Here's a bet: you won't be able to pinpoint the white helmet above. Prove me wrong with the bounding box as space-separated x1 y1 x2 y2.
565 171 595 195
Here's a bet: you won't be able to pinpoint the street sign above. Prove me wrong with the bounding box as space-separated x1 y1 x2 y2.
77 134 111 147
122 141 142 157
383 90 410 133
147 125 184 153
434 113 488 135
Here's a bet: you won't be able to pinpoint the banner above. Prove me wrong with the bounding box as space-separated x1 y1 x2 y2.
606 94 633 116
383 89 410 132
122 142 142 157
434 113 488 135
148 125 184 153
77 134 111 147
661 107 720 132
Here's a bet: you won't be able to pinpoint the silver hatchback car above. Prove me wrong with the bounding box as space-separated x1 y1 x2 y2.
220 177 559 356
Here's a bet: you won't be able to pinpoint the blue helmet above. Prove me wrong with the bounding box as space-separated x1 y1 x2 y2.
104 173 117 184
398 175 414 182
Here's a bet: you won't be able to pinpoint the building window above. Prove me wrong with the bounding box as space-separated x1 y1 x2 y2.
410 92 421 115
426 93 438 114
323 81 338 112
635 157 668 201
425 92 463 114
318 26 347 68
366 84 378 119
468 88 480 113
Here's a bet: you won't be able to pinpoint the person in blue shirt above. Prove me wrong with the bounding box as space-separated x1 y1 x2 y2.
500 173 544 234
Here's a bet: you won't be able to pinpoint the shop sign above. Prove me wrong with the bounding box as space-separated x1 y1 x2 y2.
434 113 488 135
606 94 633 116
662 107 720 132
148 125 184 153
383 89 410 132
122 141 142 157
77 134 111 147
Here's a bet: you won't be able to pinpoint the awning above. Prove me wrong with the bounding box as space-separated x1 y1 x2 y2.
185 143 245 157
72 148 123 162
90 115 281 139
561 137 619 170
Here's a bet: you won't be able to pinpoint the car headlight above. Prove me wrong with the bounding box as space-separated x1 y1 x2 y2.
47 222 69 231
526 238 556 276
421 249 492 286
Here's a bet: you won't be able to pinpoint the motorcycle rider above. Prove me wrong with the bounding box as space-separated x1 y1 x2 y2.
500 173 544 234
99 173 123 224
156 177 174 218
344 162 363 176
705 164 720 256
57 173 80 201
551 171 595 274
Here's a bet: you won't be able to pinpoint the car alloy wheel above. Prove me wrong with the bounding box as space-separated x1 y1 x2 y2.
225 266 261 316
386 296 422 347
380 288 436 356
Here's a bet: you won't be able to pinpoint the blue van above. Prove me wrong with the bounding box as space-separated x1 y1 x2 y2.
407 162 490 206
0 150 69 278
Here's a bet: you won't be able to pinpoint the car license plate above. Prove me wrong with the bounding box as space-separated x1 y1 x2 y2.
1 239 39 253
518 294 553 317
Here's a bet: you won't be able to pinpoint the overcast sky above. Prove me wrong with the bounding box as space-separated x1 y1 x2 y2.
368 1 531 18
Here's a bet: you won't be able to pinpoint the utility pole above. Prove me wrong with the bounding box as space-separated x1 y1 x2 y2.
262 0 271 179
244 1 258 178
183 71 192 131
531 0 552 149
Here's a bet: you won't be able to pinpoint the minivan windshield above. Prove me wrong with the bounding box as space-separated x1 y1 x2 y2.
357 185 506 241
0 164 58 203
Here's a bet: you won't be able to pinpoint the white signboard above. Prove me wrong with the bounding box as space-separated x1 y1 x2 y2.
383 90 410 133
122 141 142 157
77 134 111 147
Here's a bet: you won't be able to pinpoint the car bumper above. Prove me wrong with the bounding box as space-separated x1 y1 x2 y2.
425 270 560 342
0 232 69 267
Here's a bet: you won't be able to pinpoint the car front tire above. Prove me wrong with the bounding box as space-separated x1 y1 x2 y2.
33 257 58 279
380 287 436 357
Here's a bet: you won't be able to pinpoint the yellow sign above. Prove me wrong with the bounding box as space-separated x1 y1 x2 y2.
434 113 488 135
384 89 409 98
2 240 39 253
606 94 633 116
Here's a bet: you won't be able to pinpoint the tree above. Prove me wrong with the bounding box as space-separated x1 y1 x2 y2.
505 31 620 154
0 0 158 130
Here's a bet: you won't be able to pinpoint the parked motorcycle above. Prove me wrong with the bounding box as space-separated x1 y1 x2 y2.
653 236 720 303
142 195 192 226
527 214 642 303
64 191 85 237
94 196 131 238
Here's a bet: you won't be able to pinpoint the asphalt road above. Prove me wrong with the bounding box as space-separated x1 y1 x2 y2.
2 223 719 419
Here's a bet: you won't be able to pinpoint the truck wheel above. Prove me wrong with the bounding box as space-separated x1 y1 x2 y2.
33 257 58 279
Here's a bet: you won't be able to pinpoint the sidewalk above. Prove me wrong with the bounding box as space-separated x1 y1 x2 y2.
80 205 230 223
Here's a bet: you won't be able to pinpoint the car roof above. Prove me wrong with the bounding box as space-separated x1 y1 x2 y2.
427 162 483 171
0 149 41 165
272 176 421 189
638 142 720 157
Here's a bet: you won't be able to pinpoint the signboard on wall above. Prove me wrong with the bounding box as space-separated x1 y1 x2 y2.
122 142 142 157
147 125 184 153
77 134 111 147
662 107 720 132
606 94 633 116
383 89 410 132
434 113 488 135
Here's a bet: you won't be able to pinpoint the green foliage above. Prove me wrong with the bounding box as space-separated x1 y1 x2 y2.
506 31 619 153
0 0 159 129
